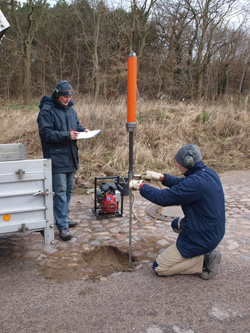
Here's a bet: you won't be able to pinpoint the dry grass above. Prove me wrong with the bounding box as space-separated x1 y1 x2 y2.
1 97 250 182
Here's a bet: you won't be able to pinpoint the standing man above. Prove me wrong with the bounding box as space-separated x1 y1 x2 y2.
130 144 225 279
37 80 89 241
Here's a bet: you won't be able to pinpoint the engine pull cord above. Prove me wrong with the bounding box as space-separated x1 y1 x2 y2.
131 180 163 225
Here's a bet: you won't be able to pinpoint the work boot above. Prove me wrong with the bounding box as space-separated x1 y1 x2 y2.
68 217 78 228
200 250 222 280
59 229 73 241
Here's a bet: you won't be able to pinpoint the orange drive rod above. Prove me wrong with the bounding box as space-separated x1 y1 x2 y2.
127 52 137 123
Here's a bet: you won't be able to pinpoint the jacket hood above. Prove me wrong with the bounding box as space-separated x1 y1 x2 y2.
39 95 52 110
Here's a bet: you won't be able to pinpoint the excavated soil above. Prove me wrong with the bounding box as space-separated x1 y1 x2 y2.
40 236 170 281
41 245 136 281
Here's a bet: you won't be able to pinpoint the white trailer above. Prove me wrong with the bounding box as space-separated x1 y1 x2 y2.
0 15 54 245
0 144 54 245
0 9 10 41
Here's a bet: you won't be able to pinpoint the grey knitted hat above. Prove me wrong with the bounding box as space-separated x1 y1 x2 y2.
175 144 202 169
54 80 73 97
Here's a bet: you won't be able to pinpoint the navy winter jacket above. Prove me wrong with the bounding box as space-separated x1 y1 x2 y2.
140 161 225 258
37 95 86 173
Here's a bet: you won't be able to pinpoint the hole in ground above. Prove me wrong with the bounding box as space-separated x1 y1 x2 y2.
41 245 136 281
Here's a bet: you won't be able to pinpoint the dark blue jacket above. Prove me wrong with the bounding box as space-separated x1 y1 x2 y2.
140 161 225 258
37 95 86 173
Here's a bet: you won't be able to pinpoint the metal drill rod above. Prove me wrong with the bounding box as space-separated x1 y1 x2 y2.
128 131 134 266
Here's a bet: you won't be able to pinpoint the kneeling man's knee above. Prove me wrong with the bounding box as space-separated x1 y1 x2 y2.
152 260 167 277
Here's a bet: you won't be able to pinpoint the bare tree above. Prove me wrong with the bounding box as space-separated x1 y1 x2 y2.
156 0 194 99
10 0 47 103
184 0 239 100
72 0 108 101
1 0 250 101
112 0 157 70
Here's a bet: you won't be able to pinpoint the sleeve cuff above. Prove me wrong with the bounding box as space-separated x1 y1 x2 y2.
139 182 144 191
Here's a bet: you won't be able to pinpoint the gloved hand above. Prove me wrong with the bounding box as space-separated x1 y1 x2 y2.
141 170 162 181
129 180 144 191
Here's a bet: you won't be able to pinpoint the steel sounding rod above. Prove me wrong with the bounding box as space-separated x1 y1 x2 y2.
126 51 137 266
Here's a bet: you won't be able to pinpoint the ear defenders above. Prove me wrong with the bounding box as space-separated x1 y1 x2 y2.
183 145 195 169
52 87 60 99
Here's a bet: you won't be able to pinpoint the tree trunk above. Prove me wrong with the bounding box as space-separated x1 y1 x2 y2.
23 40 32 104
92 11 101 102
11 0 46 104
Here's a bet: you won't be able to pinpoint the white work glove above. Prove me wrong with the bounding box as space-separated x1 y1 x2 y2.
129 180 144 191
142 170 162 181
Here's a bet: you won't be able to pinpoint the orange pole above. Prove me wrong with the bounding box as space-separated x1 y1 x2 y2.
127 52 137 124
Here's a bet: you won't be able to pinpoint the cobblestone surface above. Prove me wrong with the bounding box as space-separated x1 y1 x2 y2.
0 170 250 269
1 171 249 265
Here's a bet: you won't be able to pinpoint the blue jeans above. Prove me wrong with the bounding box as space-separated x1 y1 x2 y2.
52 172 75 231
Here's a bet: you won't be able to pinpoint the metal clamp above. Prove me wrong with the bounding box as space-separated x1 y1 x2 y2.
16 169 25 180
33 190 55 196
33 190 48 196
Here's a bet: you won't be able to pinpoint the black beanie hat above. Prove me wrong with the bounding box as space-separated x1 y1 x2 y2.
175 144 202 169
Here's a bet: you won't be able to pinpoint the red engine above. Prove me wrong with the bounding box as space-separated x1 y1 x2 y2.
93 179 124 218
102 193 118 213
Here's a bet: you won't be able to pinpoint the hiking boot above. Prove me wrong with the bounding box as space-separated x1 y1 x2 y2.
68 217 78 228
59 229 72 241
200 250 222 280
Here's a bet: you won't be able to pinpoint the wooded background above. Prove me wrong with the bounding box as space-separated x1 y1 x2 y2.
1 0 250 104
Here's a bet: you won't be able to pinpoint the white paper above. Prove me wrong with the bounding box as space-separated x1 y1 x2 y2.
77 129 101 139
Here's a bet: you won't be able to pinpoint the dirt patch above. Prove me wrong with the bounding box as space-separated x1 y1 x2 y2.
41 245 136 281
